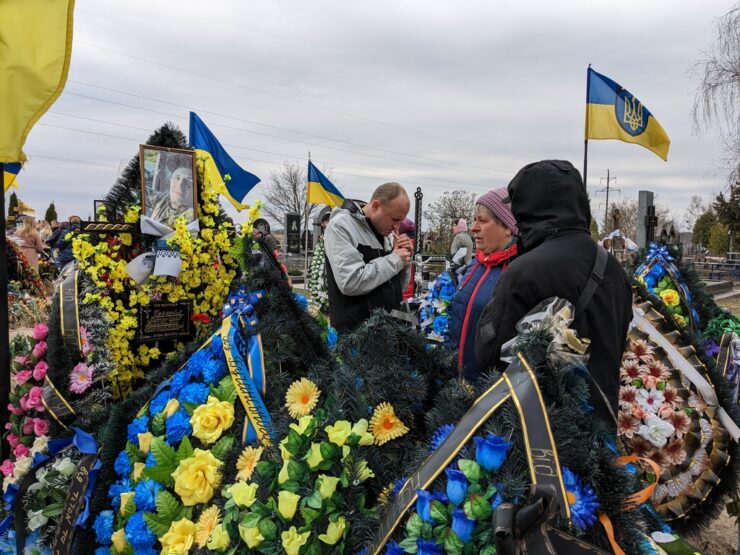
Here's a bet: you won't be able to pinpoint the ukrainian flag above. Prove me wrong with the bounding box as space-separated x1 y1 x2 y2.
307 161 344 208
3 162 21 192
586 67 670 161
189 112 260 211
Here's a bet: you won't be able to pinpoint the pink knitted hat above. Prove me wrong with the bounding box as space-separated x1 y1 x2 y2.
476 187 518 234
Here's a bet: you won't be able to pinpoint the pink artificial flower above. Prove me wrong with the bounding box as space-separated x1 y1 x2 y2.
32 418 49 437
657 404 675 419
644 359 672 383
629 339 655 362
662 385 683 409
22 418 35 436
641 373 660 390
0 460 14 477
6 434 19 449
32 341 47 360
32 361 48 382
14 444 29 459
7 403 24 416
617 411 640 439
15 370 32 385
664 438 687 466
619 385 639 408
20 387 44 412
631 404 649 421
13 355 30 368
620 360 642 384
667 410 691 438
32 323 49 341
69 363 94 394
80 327 93 357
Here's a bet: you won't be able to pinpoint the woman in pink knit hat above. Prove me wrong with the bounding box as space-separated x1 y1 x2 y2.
447 188 518 381
450 218 473 266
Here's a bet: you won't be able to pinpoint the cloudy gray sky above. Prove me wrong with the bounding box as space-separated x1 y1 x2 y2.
8 0 735 231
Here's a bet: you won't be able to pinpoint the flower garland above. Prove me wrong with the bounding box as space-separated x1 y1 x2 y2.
307 238 329 313
5 238 44 297
418 271 455 342
1 325 52 494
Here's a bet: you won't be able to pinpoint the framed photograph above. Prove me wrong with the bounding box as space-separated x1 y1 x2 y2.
93 199 111 220
139 145 198 227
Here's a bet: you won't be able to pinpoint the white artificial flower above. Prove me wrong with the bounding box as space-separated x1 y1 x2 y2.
637 414 675 448
30 436 49 457
27 510 48 532
51 457 76 477
13 457 32 481
636 388 665 414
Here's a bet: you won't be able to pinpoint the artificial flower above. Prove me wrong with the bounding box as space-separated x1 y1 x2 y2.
628 339 654 362
69 362 93 394
619 359 642 383
133 479 161 511
666 409 691 438
27 509 48 531
451 508 475 543
119 491 135 515
369 403 409 446
111 528 127 553
318 474 340 499
207 524 230 551
629 436 654 458
32 340 47 359
637 414 676 448
659 289 680 308
92 510 114 545
415 489 434 523
166 408 193 445
278 490 300 520
288 415 314 436
356 459 375 482
325 420 353 446
445 468 468 506
663 438 687 466
160 518 196 555
285 378 321 418
563 467 600 530
52 457 76 477
474 434 512 472
305 442 324 469
235 446 263 481
15 370 31 385
239 524 264 548
230 481 258 508
661 385 683 409
190 395 235 445
172 449 222 506
0 460 14 477
163 398 180 418
32 361 48 381
617 411 640 439
319 517 347 545
195 506 221 548
133 462 145 481
417 538 444 555
31 323 48 341
618 385 638 409
125 511 157 550
137 432 153 454
350 418 375 446
636 388 665 414
281 526 311 555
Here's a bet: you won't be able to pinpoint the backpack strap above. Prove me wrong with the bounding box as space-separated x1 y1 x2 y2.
574 246 608 319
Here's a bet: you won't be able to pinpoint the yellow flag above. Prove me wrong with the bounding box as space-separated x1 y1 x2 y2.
0 0 75 163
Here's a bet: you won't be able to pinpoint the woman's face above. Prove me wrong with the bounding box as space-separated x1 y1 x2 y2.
471 205 512 254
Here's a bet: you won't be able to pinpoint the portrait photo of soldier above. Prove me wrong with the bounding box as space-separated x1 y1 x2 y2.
140 145 198 227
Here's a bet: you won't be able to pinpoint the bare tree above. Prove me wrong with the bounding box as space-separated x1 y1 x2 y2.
691 4 740 183
681 195 705 232
424 190 476 254
603 198 673 239
262 161 319 227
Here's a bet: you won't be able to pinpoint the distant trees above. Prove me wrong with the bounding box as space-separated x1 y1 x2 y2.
423 190 475 254
44 201 57 223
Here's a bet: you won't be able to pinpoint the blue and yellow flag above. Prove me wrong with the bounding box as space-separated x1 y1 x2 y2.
586 67 670 161
189 112 261 211
307 161 344 208
3 162 21 192
0 0 75 163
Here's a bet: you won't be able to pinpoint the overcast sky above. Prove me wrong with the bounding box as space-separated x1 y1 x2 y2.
6 0 735 231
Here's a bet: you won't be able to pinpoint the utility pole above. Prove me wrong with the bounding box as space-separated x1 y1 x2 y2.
597 169 620 231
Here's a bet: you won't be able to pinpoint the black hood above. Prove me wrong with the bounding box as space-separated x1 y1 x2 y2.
506 159 591 252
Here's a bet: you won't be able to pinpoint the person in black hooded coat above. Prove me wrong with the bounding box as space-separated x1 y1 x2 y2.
475 160 632 429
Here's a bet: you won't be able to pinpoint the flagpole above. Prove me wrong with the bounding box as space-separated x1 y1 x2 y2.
583 64 591 190
0 163 10 460
303 153 311 284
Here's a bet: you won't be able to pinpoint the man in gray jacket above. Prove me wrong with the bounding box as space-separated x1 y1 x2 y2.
325 182 412 332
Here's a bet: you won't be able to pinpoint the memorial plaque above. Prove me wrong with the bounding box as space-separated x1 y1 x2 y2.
137 300 193 342
286 212 301 254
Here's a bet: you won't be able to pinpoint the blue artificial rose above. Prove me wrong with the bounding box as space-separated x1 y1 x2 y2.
430 490 448 504
327 326 338 350
165 408 192 445
107 479 131 510
113 451 132 478
649 263 665 280
432 315 449 335
643 275 656 290
415 490 434 523
293 292 309 312
178 382 210 406
439 281 456 302
124 511 157 549
148 389 173 416
385 542 404 555
126 416 149 446
417 539 444 555
134 479 161 512
474 434 513 472
451 508 475 543
92 510 114 545
201 357 227 386
429 423 454 453
445 468 468 506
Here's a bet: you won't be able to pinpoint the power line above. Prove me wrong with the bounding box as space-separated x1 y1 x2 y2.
76 40 495 153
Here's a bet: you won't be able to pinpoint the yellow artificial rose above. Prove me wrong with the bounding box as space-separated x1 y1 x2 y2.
305 442 324 470
137 432 153 454
230 481 258 508
160 518 196 555
132 462 145 481
119 491 134 516
659 289 680 308
325 420 352 446
351 419 375 446
317 475 340 499
279 438 293 461
281 526 310 555
278 490 300 520
289 415 314 436
207 524 230 551
319 517 347 545
356 460 375 482
164 398 180 418
172 449 222 506
190 396 235 445
278 459 291 484
238 524 264 548
111 528 127 552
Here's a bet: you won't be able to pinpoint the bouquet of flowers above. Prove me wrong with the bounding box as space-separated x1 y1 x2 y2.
418 272 455 343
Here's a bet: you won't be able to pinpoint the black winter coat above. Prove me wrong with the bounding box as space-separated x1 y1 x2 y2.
475 160 633 427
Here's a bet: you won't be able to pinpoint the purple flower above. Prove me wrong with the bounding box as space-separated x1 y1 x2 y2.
704 339 720 358
451 508 475 543
474 434 512 472
69 362 94 394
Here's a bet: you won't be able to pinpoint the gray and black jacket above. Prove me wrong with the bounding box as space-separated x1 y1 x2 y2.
324 199 410 332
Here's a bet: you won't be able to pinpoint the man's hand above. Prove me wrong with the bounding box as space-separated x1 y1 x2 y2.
394 233 412 253
392 244 411 266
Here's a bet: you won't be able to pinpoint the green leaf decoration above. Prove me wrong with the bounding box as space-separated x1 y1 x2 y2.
211 375 237 403
155 490 180 522
305 490 323 510
301 506 320 526
287 460 307 483
176 436 194 462
304 540 324 555
430 500 449 525
124 442 141 463
142 463 175 487
41 502 64 518
211 435 235 461
398 536 418 553
258 518 278 541
182 402 199 416
457 459 482 483
143 512 172 537
250 501 272 517
280 480 301 493
151 436 177 469
151 412 166 436
121 495 136 519
405 513 423 537
241 511 262 528
444 531 464 555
